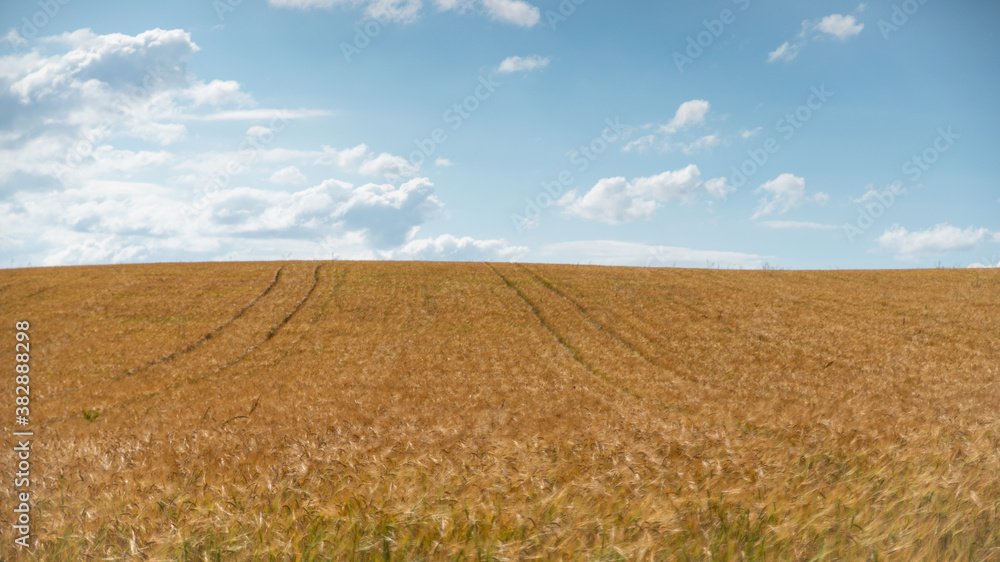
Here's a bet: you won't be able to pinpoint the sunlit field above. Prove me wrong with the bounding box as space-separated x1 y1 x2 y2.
2 261 998 560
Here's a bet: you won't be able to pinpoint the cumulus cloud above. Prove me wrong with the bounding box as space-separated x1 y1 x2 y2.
267 0 422 23
751 174 827 219
480 0 540 26
2 173 450 265
767 12 863 63
335 177 443 248
663 100 710 134
182 80 256 107
435 0 540 26
815 14 864 39
537 240 770 268
680 134 720 155
267 0 539 26
767 41 800 63
365 0 424 22
327 146 416 178
621 100 723 155
497 55 550 74
269 166 308 185
878 224 999 260
0 27 330 192
384 234 528 261
0 27 501 268
559 164 731 224
1 29 28 50
181 109 334 121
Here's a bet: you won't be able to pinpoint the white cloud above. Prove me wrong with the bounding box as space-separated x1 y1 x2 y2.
767 41 800 63
622 135 655 153
1 29 27 50
269 165 308 185
752 174 805 218
385 234 528 261
815 14 864 39
751 174 826 219
481 0 539 26
436 0 539 27
559 177 659 224
559 165 731 224
3 173 451 266
679 134 720 155
7 28 199 103
365 0 423 23
852 188 880 204
0 27 490 268
878 224 998 260
497 55 550 74
768 13 863 63
318 144 417 178
267 0 422 23
357 151 416 179
740 127 762 139
0 27 328 195
333 177 443 248
434 157 454 167
621 100 724 155
180 109 335 121
268 0 539 26
183 80 255 107
246 125 273 138
537 240 770 268
170 142 416 188
663 100 710 134
86 146 175 177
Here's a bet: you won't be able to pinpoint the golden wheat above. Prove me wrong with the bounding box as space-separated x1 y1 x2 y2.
1 261 998 560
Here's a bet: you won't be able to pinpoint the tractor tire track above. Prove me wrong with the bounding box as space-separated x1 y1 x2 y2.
181 265 349 425
48 264 321 423
136 264 325 400
203 263 323 375
486 263 660 408
50 267 283 399
519 264 721 392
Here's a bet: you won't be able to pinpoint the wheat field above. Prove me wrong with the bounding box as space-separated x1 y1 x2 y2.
1 261 998 560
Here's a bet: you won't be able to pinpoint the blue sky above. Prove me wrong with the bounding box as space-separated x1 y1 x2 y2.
1 0 998 268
